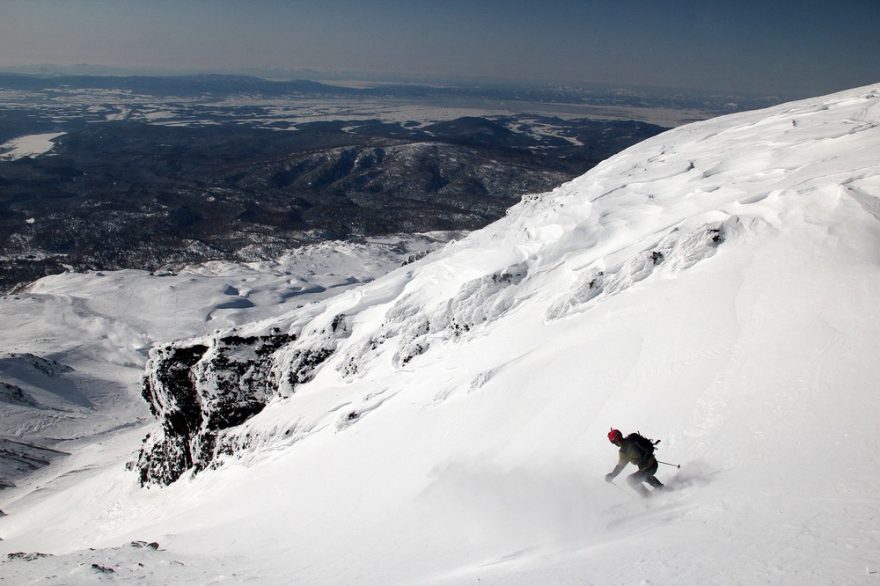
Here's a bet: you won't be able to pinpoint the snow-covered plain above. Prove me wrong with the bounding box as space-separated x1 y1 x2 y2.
2 84 880 584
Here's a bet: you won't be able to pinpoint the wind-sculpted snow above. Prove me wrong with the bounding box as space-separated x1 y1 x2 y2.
133 84 880 489
342 262 529 375
546 220 733 320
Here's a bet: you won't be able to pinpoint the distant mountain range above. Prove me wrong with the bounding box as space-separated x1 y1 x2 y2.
0 73 670 290
0 71 785 113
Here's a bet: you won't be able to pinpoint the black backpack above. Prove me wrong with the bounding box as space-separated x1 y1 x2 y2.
627 432 660 459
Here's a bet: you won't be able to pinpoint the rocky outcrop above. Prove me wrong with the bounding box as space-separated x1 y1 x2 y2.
136 316 348 486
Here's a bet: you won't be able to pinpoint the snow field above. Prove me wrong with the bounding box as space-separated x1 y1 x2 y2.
0 132 65 160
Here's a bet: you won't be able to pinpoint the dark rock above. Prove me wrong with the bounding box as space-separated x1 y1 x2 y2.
91 563 115 574
136 329 334 486
7 552 51 561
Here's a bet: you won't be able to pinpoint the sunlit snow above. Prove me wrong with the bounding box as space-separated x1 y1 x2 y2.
1 84 879 584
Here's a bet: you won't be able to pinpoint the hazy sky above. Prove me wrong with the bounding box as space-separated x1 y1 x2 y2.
1 0 878 97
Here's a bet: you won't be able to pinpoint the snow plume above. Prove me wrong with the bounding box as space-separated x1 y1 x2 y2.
4 85 880 584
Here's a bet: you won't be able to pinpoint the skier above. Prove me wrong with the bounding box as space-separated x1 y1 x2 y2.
605 428 664 497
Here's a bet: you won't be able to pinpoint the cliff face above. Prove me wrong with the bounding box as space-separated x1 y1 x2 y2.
136 319 348 485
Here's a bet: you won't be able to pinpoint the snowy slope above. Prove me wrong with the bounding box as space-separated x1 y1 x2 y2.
0 234 453 488
2 85 880 584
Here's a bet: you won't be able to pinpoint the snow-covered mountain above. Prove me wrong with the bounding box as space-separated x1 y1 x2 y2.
2 84 879 584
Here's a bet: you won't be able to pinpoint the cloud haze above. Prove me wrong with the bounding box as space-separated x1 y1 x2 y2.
1 0 878 97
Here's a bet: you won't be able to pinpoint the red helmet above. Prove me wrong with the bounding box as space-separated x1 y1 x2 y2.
608 428 623 443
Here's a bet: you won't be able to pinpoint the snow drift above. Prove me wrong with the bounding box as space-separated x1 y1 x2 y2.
2 84 880 584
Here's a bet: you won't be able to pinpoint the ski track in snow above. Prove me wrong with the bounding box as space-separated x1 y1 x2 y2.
1 85 880 584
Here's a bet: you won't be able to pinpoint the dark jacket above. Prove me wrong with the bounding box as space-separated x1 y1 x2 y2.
609 435 656 477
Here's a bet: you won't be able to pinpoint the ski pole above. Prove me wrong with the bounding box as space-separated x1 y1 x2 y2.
656 460 680 469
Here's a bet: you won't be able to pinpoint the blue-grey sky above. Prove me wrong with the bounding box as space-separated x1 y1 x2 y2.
1 0 878 97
